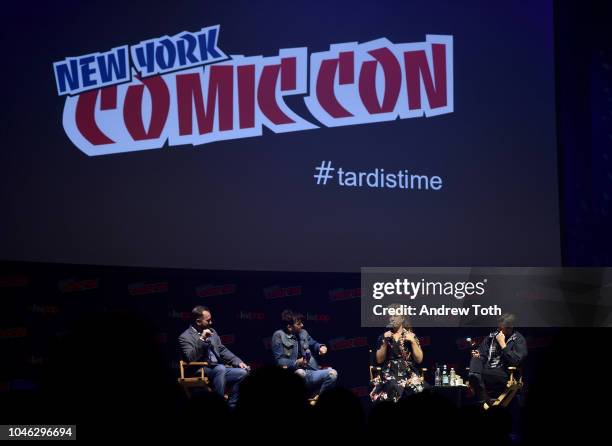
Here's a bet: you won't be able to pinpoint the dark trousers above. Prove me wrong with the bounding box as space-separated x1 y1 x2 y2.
469 357 509 401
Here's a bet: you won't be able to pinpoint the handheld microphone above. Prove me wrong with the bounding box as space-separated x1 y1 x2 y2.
303 349 312 363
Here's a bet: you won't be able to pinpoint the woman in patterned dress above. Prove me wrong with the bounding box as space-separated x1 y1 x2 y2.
370 312 427 403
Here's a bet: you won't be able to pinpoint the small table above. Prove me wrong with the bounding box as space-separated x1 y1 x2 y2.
430 385 469 407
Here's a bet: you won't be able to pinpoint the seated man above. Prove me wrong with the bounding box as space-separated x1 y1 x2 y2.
178 305 249 408
271 310 337 397
469 313 527 404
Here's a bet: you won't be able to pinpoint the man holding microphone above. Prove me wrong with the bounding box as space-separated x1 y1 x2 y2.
468 313 528 404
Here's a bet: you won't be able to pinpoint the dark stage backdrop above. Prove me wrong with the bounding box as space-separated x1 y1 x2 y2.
1 0 560 272
0 261 556 405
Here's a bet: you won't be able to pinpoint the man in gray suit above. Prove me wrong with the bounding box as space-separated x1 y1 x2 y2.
178 305 249 407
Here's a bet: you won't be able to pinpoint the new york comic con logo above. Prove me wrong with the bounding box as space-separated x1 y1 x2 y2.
53 25 453 156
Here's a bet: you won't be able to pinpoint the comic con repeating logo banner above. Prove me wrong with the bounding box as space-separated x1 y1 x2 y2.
53 25 453 156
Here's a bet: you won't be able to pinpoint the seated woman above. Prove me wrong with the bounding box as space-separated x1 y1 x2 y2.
370 311 427 403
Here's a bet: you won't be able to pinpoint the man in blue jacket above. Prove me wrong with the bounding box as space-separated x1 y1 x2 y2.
178 305 249 408
271 309 337 397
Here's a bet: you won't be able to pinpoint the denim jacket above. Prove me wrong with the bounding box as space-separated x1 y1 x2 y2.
271 329 322 371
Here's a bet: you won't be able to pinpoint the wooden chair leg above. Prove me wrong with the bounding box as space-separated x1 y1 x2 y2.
500 387 519 407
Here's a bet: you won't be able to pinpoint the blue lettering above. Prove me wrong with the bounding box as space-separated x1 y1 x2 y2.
198 27 222 61
177 34 199 66
133 41 155 75
155 38 176 70
54 59 79 94
79 55 97 88
97 47 128 83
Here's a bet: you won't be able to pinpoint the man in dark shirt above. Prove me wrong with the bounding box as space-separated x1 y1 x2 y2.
468 313 527 404
178 305 249 408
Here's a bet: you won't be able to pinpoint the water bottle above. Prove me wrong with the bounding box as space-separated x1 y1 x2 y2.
435 366 441 386
442 364 449 386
